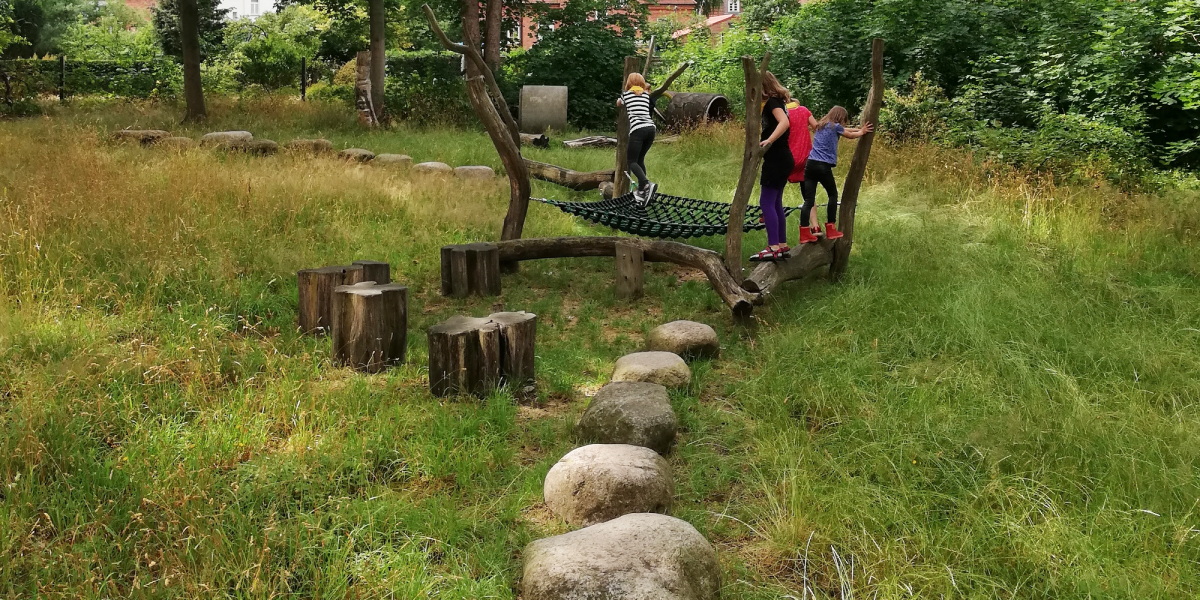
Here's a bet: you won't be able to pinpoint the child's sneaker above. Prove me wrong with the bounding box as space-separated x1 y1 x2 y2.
644 182 658 202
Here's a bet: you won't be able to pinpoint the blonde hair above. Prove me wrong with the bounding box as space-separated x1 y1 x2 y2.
816 106 849 131
761 72 792 102
625 73 648 93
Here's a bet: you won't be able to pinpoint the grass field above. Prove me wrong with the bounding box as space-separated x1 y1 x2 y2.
2 98 1200 598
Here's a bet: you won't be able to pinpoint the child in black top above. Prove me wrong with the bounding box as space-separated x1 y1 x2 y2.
750 72 796 262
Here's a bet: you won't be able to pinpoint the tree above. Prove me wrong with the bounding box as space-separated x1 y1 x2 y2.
0 0 25 55
484 0 500 71
369 0 384 118
3 0 89 58
178 0 206 121
152 0 228 59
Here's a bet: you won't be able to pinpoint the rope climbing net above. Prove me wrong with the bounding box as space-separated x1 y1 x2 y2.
536 192 798 239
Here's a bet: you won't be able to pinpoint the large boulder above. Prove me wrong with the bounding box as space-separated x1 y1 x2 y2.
111 129 171 145
455 165 495 179
339 148 376 162
577 382 677 455
611 351 692 388
200 131 254 148
242 139 279 155
285 138 334 154
647 321 720 360
522 513 719 600
544 444 673 527
157 136 195 150
413 161 453 175
374 153 413 167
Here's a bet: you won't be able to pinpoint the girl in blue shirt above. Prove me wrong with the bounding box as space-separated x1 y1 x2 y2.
798 106 873 243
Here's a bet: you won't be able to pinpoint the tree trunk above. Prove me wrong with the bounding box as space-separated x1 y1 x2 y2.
178 0 206 122
613 56 640 195
830 38 884 281
525 159 616 191
369 0 386 121
462 0 481 78
484 0 503 72
724 54 771 279
331 282 408 373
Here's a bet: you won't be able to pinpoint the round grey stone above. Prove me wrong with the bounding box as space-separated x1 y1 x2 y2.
413 161 453 174
576 382 677 455
338 148 376 162
285 138 334 153
454 165 495 179
611 351 692 388
157 136 195 149
544 444 673 527
647 320 720 360
200 131 254 147
242 139 279 155
522 513 719 600
112 129 171 145
374 153 413 166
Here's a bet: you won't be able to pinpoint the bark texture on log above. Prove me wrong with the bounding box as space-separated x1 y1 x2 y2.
440 243 501 298
742 239 835 297
494 237 758 320
298 264 365 335
615 241 645 299
178 0 206 122
831 38 884 281
428 311 537 397
354 51 377 127
331 282 408 372
369 0 386 121
725 54 771 280
525 160 616 191
484 0 503 72
352 260 391 284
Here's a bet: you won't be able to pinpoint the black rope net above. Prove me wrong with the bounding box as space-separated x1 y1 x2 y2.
536 192 798 239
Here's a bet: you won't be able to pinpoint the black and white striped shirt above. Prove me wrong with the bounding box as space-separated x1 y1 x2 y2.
622 90 656 133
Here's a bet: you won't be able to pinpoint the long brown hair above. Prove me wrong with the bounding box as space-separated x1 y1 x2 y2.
761 72 791 102
815 106 849 131
625 73 648 94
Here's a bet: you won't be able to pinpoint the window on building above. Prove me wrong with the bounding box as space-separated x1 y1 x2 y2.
250 1 259 15
727 0 741 12
507 24 522 43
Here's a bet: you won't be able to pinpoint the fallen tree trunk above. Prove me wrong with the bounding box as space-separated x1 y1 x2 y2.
525 160 615 191
741 239 835 299
494 236 758 320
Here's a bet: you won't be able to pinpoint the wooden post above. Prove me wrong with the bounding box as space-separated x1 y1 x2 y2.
301 57 307 101
724 54 771 280
615 241 644 299
331 282 408 372
440 243 501 297
427 312 536 398
613 56 640 195
298 264 365 334
643 35 656 73
58 56 65 102
830 38 884 281
352 259 391 284
355 51 377 127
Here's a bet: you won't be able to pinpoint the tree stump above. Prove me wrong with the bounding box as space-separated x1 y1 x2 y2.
331 282 408 372
427 311 537 398
440 243 501 298
352 260 391 284
298 264 364 335
615 241 644 299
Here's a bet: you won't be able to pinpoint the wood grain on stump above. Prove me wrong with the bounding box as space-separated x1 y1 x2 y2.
331 281 408 372
298 264 363 335
615 241 644 299
439 243 501 298
428 311 537 398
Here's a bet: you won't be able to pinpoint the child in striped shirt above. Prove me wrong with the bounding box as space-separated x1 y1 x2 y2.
618 73 658 204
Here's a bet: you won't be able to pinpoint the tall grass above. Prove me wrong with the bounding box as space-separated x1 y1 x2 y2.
1 102 1199 598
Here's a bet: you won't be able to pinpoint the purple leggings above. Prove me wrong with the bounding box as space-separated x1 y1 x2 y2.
759 184 787 246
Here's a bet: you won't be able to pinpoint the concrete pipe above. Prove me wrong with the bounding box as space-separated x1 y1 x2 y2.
520 85 569 134
663 92 732 129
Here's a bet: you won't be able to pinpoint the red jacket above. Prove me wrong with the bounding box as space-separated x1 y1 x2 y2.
786 103 812 183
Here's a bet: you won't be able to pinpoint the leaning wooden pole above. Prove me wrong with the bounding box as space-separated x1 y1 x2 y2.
614 56 641 195
423 5 530 243
830 38 884 280
724 54 771 279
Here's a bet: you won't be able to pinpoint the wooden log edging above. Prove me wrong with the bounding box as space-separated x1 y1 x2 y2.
742 239 835 299
493 237 758 320
525 160 616 192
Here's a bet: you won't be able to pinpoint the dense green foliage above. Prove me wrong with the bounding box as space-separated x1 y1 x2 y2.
2 0 89 58
0 0 22 55
224 6 326 88
151 0 229 59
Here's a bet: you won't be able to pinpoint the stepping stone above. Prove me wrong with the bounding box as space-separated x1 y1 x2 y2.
522 513 719 600
544 444 672 527
339 148 375 162
611 351 691 388
374 153 412 166
242 139 278 155
413 161 453 174
647 320 720 360
200 131 254 148
455 165 495 179
158 136 195 149
285 138 334 154
576 382 677 455
111 129 171 145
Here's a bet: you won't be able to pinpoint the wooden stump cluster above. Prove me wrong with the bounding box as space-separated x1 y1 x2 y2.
331 281 408 372
440 243 501 298
298 260 392 334
428 311 537 398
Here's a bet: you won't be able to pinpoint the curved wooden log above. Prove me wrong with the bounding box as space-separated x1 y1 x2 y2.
493 237 758 320
525 160 616 191
742 240 834 299
725 54 772 280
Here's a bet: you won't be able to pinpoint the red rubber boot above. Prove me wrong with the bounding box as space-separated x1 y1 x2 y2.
825 222 844 240
798 225 819 244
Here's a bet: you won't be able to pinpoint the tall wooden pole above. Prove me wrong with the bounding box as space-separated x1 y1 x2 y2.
830 38 884 280
724 54 771 279
178 0 207 122
613 56 640 195
369 0 386 121
484 0 503 72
